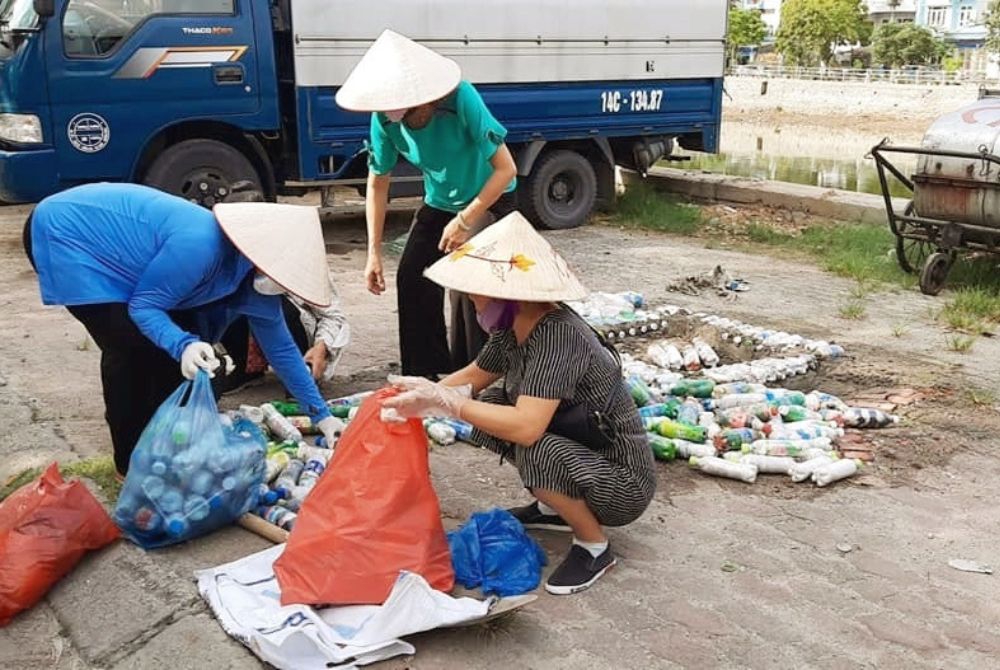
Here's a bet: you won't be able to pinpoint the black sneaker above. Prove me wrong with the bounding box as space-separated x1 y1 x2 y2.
544 544 617 596
508 501 572 532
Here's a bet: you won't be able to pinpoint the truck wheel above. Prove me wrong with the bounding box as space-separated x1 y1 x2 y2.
142 139 262 208
521 150 597 230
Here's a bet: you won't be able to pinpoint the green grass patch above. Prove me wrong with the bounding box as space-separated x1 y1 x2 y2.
0 456 120 503
612 180 703 235
946 334 976 354
838 300 867 320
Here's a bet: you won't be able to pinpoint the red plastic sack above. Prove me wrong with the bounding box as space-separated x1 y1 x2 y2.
275 388 454 605
0 463 120 626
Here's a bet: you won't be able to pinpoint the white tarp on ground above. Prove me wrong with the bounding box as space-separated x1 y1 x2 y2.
195 544 490 669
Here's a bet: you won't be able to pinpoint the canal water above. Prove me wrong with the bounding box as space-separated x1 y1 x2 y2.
674 121 919 199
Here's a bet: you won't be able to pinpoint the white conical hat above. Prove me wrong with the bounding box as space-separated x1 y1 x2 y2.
214 203 332 307
424 212 588 302
335 29 462 112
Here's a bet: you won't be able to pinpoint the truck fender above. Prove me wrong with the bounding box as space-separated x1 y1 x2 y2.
516 138 615 176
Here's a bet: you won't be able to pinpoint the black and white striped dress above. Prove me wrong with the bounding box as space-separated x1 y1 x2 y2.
471 306 656 527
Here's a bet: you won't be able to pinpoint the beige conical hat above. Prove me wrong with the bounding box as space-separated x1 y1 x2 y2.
214 203 332 307
424 212 588 302
335 29 462 112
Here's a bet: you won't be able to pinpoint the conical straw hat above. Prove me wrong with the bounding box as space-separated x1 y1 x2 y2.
424 212 588 302
214 203 332 307
335 29 462 112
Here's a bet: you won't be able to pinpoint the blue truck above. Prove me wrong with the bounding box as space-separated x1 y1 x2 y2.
0 0 725 229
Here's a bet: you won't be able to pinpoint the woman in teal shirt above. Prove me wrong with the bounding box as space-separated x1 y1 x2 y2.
336 30 518 377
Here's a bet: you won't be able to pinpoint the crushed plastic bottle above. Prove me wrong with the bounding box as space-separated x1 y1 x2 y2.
746 437 833 458
813 459 862 487
689 456 757 483
788 454 836 483
649 435 678 462
681 345 701 372
274 458 304 492
737 454 795 475
426 420 457 446
656 419 708 443
843 408 899 428
676 399 702 426
692 337 720 368
261 403 304 443
668 379 716 399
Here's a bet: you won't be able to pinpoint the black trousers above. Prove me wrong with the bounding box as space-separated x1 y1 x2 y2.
396 192 517 376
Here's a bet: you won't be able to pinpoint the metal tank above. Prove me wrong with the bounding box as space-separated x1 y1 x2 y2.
912 97 1000 228
871 92 1000 295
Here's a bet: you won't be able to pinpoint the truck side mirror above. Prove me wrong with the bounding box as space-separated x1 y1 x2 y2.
33 0 55 19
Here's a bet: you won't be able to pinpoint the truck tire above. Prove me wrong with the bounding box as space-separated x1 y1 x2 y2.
142 139 262 208
521 150 598 230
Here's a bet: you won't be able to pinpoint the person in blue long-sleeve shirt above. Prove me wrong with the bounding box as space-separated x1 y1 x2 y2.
23 183 340 476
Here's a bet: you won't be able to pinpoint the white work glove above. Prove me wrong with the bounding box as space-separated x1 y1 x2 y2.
180 342 221 380
386 375 436 392
382 382 472 422
316 416 346 447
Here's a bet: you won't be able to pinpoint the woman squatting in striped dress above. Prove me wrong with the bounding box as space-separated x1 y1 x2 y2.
385 212 656 595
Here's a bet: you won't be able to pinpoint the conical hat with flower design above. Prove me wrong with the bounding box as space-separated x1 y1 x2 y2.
423 211 588 301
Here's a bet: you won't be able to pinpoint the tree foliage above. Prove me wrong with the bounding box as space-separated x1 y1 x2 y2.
872 23 951 68
728 7 768 61
986 0 1000 57
776 0 873 66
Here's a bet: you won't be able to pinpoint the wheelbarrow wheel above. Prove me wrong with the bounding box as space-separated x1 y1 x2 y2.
919 252 952 296
896 236 933 274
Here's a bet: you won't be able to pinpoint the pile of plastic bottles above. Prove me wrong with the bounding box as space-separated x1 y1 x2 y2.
629 376 897 488
231 391 476 532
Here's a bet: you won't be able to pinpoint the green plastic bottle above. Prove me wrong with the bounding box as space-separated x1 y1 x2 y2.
656 419 707 443
649 435 678 462
627 375 653 407
270 400 302 417
330 405 352 419
668 379 716 399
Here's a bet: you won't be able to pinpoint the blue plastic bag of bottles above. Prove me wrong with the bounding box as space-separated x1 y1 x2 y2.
114 372 266 549
446 508 547 597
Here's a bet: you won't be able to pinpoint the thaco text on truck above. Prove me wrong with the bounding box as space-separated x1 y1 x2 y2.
0 0 726 229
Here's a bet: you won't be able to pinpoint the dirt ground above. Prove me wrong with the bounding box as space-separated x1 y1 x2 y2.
4 198 1000 669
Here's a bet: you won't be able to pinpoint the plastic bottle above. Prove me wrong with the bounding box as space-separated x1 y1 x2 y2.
297 457 326 491
646 343 674 369
441 418 474 441
261 403 304 443
715 393 769 410
295 444 332 463
425 421 457 445
648 435 678 462
264 451 290 483
676 399 702 426
789 454 835 483
805 391 849 412
662 344 685 370
692 338 720 368
238 404 266 425
131 506 163 533
328 405 352 419
643 417 665 432
843 408 899 429
746 437 833 458
656 419 707 443
327 391 374 408
274 458 305 492
673 439 716 459
141 475 166 501
164 515 190 538
681 345 701 371
284 416 318 435
258 505 297 531
765 390 807 407
183 495 211 522
253 484 281 506
669 379 716 399
739 454 795 475
689 456 757 483
627 375 653 407
713 382 767 398
171 419 192 447
158 487 184 515
638 403 672 419
765 422 843 442
813 459 862 487
778 406 825 423
714 428 756 451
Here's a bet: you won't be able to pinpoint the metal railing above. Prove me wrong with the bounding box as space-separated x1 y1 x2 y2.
729 63 991 86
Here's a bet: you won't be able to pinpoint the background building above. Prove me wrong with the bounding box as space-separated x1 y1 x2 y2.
869 0 918 25
915 0 989 71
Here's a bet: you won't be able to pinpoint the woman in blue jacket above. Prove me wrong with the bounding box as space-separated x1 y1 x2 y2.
24 183 341 476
